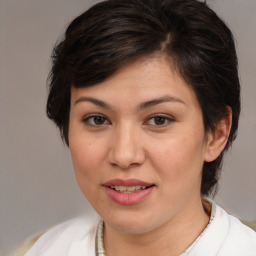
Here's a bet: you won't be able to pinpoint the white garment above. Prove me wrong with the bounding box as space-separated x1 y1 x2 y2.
25 202 256 256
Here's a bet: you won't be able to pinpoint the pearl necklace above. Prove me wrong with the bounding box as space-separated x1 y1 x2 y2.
96 199 216 256
96 219 106 256
181 200 216 255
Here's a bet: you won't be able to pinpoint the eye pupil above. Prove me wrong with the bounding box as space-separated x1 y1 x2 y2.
154 117 166 125
94 116 105 125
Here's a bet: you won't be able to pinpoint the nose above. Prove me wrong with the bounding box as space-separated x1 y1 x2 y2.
108 123 145 169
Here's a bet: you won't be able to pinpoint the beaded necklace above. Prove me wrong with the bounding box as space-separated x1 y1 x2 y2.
95 200 216 256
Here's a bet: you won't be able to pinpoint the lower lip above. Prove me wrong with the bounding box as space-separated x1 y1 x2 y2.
104 186 154 205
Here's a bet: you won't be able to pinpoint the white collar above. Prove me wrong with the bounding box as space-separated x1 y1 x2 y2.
95 199 217 256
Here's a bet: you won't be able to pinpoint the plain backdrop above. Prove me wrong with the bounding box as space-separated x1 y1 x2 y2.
0 0 255 255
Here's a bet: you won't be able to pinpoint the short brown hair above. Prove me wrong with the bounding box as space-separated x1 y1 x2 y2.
47 0 240 195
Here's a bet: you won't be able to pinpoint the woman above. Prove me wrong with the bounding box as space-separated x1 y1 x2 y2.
18 0 256 255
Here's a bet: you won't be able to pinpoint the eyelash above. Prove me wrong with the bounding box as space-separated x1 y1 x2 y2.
82 114 110 126
145 115 175 127
82 114 175 127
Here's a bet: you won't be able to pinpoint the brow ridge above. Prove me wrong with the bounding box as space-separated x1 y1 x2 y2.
74 97 111 109
74 95 185 110
138 96 185 110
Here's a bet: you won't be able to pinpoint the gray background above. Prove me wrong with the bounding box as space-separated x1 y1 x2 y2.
0 0 255 255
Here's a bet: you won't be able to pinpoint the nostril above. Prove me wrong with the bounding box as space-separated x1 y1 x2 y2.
110 162 140 170
108 136 146 169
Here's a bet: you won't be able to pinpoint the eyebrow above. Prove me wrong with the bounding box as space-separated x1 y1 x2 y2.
74 95 185 110
138 95 185 110
74 97 112 109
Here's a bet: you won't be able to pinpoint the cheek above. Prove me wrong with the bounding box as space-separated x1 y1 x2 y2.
69 134 107 188
149 132 205 182
69 127 108 166
148 137 205 211
69 139 106 207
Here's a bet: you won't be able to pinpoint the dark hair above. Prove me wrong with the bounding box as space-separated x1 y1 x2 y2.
46 0 240 196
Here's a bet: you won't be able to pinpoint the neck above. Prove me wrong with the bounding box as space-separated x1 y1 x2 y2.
104 197 210 256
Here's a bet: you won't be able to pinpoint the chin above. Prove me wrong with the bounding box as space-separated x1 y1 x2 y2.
109 221 153 235
103 211 164 235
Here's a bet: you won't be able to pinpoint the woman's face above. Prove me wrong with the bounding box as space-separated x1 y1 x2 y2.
69 57 212 234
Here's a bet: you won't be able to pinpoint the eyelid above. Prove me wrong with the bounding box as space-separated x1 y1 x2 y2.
145 114 175 126
82 113 111 126
81 113 175 127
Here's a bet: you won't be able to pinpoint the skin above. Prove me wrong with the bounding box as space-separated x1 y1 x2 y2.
69 57 231 256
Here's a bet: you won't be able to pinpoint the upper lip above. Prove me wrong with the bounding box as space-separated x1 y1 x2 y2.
103 179 154 187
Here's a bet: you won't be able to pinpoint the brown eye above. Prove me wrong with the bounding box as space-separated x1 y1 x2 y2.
83 114 109 126
93 116 106 125
146 115 174 127
154 116 166 125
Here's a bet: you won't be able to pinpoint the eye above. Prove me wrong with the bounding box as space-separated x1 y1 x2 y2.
82 114 110 126
146 115 174 126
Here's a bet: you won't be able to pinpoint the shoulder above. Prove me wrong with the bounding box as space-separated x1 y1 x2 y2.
217 206 256 255
192 200 256 256
16 213 100 256
14 232 46 256
211 202 256 255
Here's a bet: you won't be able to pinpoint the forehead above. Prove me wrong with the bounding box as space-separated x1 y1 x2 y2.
70 57 198 108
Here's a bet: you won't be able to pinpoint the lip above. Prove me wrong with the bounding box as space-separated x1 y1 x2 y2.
103 178 153 187
103 179 155 205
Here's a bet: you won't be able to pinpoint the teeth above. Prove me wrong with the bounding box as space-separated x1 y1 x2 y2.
110 185 147 193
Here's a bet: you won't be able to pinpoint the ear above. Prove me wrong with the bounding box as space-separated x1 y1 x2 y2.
204 107 232 162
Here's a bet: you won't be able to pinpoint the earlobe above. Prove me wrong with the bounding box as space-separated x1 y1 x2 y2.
204 107 232 162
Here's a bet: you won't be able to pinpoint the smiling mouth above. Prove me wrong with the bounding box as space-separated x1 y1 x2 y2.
110 185 153 193
104 179 155 205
